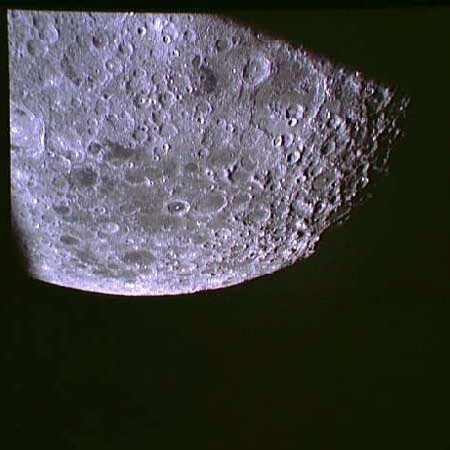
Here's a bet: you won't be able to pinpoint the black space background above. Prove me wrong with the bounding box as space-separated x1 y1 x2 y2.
1 2 449 449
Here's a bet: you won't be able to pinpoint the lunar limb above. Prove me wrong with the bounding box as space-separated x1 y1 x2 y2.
9 11 409 295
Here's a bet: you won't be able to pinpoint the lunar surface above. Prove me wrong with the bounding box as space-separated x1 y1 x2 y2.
9 11 409 296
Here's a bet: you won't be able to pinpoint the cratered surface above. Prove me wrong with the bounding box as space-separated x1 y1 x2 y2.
9 11 409 295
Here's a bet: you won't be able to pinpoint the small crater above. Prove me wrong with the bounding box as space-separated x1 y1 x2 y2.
26 39 48 57
99 222 120 235
10 104 43 151
192 54 201 68
136 25 147 37
53 203 71 216
107 262 120 271
321 141 336 156
73 249 98 265
194 192 227 216
159 91 176 108
215 37 233 53
292 199 314 218
121 250 155 266
195 66 217 95
51 174 70 194
243 206 271 226
94 98 109 117
273 133 294 149
132 126 148 144
183 162 200 177
38 23 59 44
117 41 134 58
166 200 190 216
228 165 252 184
87 141 102 155
286 150 301 164
60 55 83 86
70 166 98 188
119 201 142 215
159 122 178 138
243 54 271 86
207 147 238 169
134 93 149 109
286 104 305 120
125 167 148 185
195 99 212 116
92 31 109 49
240 127 264 149
312 170 335 192
105 57 123 75
32 13 48 30
60 234 80 246
196 148 209 159
162 159 179 179
183 29 196 42
231 192 251 209
92 267 114 278
105 142 135 162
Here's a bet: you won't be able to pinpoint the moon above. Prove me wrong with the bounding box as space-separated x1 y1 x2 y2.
8 11 409 296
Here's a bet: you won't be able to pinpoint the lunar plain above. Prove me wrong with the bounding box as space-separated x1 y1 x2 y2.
9 11 409 296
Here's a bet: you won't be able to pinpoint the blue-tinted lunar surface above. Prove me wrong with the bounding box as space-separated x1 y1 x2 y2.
9 11 409 295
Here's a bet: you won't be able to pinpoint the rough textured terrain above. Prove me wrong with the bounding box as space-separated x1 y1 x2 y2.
9 11 409 295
